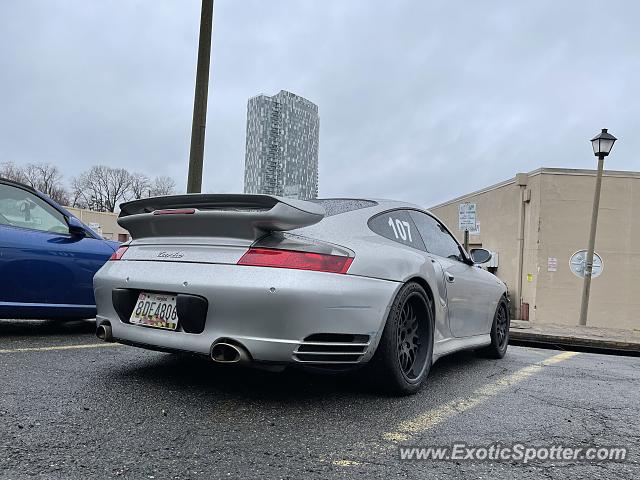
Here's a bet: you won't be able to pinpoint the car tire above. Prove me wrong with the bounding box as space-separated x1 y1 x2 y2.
367 282 434 396
478 297 510 359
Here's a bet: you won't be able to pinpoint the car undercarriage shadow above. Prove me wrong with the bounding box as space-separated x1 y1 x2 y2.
107 347 487 401
0 318 96 337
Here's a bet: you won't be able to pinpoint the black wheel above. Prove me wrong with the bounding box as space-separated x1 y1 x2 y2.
367 282 434 395
478 298 510 359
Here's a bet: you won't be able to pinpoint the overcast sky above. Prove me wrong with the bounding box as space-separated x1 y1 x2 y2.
1 0 638 206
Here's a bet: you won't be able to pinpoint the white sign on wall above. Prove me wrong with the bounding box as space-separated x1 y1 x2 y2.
547 257 558 272
458 202 477 231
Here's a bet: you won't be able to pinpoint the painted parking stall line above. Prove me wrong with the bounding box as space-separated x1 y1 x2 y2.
333 350 580 466
382 350 579 442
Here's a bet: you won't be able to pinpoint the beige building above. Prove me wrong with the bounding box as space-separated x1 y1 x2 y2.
65 207 130 242
430 168 640 330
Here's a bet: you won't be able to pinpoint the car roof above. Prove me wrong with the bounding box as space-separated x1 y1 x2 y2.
310 196 450 235
315 197 423 211
0 177 39 194
313 197 430 220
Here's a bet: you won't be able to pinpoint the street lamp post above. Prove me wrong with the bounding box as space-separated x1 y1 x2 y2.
578 128 617 326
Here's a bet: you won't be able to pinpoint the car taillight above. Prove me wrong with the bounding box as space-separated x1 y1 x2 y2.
237 248 353 274
109 246 129 261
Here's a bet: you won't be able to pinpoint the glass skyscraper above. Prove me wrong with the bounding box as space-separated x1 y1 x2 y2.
244 90 319 199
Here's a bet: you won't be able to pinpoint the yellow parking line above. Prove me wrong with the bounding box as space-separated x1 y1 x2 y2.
0 343 121 354
333 459 361 467
333 350 579 466
383 351 579 441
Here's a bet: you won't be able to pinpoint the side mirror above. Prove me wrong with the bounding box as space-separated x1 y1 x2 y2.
67 216 87 237
470 248 492 265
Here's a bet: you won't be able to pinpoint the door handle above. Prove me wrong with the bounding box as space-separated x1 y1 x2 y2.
445 272 455 283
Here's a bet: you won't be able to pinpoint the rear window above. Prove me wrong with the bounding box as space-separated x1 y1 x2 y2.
311 199 377 217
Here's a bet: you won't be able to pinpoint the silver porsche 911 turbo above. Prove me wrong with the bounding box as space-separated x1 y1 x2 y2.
94 194 509 395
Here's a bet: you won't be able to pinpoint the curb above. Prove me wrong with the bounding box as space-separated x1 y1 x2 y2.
509 329 640 356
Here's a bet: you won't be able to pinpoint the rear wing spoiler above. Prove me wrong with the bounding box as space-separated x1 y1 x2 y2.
118 194 325 241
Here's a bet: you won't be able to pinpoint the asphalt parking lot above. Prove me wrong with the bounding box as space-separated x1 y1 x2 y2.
1 319 639 479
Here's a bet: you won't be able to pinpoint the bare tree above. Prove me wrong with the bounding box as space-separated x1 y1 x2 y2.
0 162 176 208
69 179 89 209
0 162 26 183
22 163 69 205
1 162 69 205
71 165 134 212
150 176 176 197
130 173 152 199
45 184 70 206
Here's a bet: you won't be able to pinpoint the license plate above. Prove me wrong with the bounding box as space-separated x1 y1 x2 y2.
129 292 179 330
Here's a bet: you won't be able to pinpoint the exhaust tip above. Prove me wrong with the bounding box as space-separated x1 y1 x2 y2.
211 342 241 363
96 324 113 342
210 342 250 364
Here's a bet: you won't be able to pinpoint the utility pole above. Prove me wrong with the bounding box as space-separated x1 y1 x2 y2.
186 0 214 194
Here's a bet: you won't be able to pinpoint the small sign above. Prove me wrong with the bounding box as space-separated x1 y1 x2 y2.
526 273 534 283
547 257 557 272
458 202 477 231
468 221 480 235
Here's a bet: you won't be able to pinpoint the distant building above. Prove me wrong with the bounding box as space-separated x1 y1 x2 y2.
244 90 319 199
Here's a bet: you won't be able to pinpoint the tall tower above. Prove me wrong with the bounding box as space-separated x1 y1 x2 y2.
244 90 319 199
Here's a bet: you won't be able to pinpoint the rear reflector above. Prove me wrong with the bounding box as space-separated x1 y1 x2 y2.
152 208 196 215
237 248 352 274
109 246 129 261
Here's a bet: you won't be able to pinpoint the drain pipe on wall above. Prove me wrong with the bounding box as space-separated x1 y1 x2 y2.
515 173 529 320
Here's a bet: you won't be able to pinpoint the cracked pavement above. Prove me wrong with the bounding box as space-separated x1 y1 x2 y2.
1 319 639 479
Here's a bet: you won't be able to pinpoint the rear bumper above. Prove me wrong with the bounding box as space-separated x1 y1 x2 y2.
94 261 400 365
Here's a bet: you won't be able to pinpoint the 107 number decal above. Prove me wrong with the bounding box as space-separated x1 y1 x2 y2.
388 217 413 242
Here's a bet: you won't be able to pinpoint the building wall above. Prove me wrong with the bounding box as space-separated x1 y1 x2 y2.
430 168 640 330
65 207 129 242
244 90 319 199
536 170 640 329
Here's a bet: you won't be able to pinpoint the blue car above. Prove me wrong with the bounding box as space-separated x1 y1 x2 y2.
0 178 118 319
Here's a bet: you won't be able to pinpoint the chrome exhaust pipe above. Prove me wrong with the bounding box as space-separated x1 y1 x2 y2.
96 324 113 342
210 342 250 364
